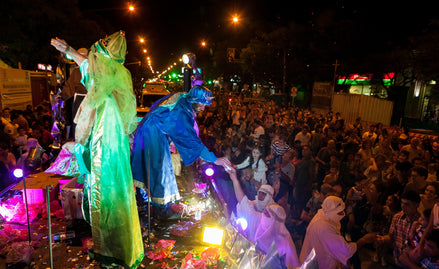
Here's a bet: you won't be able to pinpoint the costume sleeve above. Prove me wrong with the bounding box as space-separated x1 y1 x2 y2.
79 59 90 88
236 156 250 169
321 225 357 265
151 98 211 166
200 147 217 163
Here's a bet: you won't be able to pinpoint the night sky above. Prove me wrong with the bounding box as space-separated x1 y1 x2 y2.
77 0 438 71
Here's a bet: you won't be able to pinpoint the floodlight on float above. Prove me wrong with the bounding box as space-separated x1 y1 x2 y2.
202 226 224 245
236 217 248 231
182 54 190 65
13 168 24 178
204 167 215 177
182 53 196 67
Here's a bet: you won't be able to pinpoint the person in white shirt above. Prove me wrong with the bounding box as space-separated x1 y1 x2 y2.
250 120 265 140
1 108 18 140
299 196 376 268
295 125 311 147
400 137 425 163
235 146 268 185
362 124 377 143
14 127 28 150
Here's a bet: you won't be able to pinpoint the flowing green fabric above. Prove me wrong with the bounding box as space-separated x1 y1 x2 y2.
75 43 144 267
85 49 137 136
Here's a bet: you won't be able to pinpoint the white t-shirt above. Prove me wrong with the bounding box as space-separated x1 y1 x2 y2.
295 132 311 146
252 158 267 185
252 125 265 139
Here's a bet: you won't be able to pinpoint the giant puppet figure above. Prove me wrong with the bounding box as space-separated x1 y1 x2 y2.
50 31 144 268
131 85 231 216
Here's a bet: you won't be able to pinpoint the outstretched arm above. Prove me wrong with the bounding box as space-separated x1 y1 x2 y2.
51 38 87 67
226 168 245 203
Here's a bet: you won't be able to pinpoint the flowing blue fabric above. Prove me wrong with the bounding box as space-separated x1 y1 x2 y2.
131 93 216 205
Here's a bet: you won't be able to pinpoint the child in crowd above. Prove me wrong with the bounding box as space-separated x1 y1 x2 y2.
235 146 268 199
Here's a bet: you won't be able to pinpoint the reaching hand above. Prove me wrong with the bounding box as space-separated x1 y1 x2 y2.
50 38 69 53
214 157 232 171
362 232 378 244
225 166 237 180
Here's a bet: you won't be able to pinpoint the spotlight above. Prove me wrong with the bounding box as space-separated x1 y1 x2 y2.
182 53 196 67
236 217 248 231
204 167 215 177
13 168 24 178
182 54 189 65
202 226 224 245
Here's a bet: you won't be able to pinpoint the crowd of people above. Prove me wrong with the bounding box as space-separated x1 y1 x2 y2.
193 93 439 268
0 105 54 190
3 88 439 268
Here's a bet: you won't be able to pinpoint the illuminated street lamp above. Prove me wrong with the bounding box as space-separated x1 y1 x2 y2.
143 49 147 53
201 41 206 47
82 5 136 14
182 53 203 91
232 15 239 23
139 38 145 43
182 53 195 92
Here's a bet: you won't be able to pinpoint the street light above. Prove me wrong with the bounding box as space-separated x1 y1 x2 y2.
182 53 203 91
232 14 239 23
82 4 136 14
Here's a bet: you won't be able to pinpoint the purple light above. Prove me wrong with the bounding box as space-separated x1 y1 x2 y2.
236 217 248 231
13 168 23 178
204 167 214 177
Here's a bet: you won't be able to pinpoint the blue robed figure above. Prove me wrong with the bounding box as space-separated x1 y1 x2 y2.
131 86 231 210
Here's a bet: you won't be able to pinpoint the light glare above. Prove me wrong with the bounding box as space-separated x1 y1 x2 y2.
13 168 23 178
205 167 214 177
236 217 248 231
202 227 224 245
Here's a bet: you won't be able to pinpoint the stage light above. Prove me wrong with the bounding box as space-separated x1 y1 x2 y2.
236 217 248 231
13 168 23 178
182 54 190 65
204 167 215 177
202 227 224 245
182 53 196 67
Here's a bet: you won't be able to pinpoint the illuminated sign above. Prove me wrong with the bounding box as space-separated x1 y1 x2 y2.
37 64 52 71
337 73 394 86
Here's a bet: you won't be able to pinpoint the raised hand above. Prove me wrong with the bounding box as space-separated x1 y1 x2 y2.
50 38 69 53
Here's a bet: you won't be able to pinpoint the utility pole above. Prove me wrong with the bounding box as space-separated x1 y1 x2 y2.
331 59 340 108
